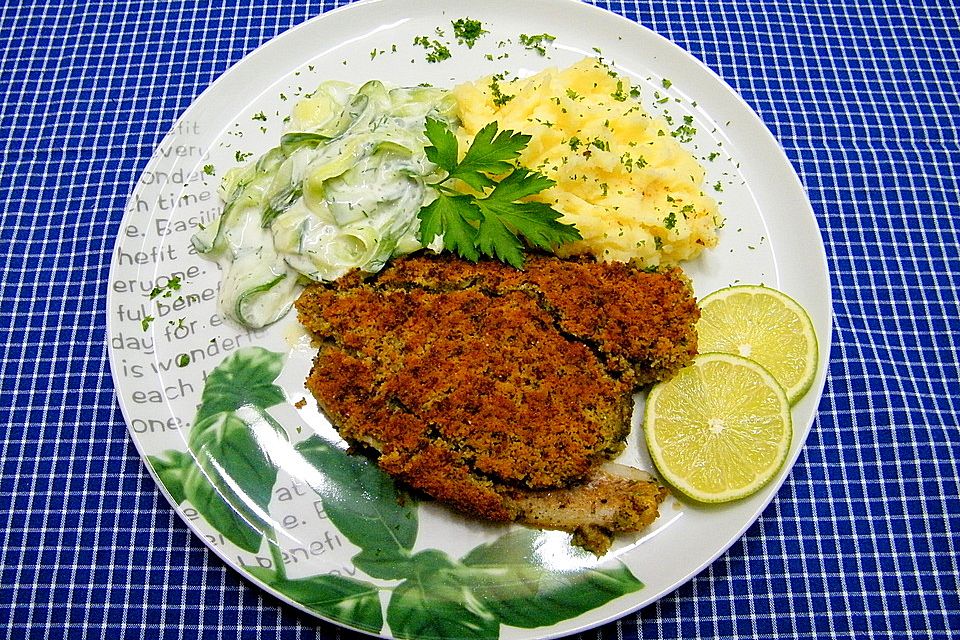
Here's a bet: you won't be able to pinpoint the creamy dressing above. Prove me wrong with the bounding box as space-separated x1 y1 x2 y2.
192 80 456 328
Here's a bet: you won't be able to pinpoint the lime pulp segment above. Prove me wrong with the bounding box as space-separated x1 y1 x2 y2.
643 352 793 503
696 285 818 404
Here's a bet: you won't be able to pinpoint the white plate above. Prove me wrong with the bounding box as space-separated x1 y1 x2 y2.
108 0 831 637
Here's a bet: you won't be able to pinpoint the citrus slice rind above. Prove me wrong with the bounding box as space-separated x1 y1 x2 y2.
643 353 793 503
697 285 818 404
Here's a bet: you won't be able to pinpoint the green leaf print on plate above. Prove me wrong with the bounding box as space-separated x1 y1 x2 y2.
148 347 287 552
193 346 286 422
147 347 645 638
184 410 280 553
295 435 418 580
460 530 645 629
382 532 645 639
386 549 502 640
245 563 384 633
149 449 192 505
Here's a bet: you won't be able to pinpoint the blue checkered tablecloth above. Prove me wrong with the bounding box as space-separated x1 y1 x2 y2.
1 0 957 638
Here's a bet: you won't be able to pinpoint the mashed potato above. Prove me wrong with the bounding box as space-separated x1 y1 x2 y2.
452 58 722 266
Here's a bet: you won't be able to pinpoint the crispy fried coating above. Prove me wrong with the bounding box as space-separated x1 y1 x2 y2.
296 252 699 552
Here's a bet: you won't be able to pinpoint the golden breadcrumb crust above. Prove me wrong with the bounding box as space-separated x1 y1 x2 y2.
296 252 698 537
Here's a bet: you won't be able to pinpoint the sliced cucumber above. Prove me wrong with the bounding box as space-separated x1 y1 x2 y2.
192 79 457 328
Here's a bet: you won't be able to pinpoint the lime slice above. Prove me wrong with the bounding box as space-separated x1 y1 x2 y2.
643 353 792 503
697 285 818 404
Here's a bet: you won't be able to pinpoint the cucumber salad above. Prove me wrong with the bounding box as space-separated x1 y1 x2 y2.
192 80 456 328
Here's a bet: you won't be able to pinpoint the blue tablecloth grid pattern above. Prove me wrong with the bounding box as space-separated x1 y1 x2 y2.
0 0 957 638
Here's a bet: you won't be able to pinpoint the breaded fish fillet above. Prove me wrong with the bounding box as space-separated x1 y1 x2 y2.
295 253 699 553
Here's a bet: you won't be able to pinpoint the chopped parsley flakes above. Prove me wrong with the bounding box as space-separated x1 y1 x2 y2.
611 79 628 102
519 33 556 56
413 35 452 63
671 115 697 143
148 275 182 300
489 73 514 107
664 211 677 229
589 138 610 152
452 18 487 48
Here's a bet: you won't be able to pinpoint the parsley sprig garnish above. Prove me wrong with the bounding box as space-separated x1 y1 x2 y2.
417 118 581 268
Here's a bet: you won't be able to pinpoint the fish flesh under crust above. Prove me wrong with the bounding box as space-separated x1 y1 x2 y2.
295 252 698 554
